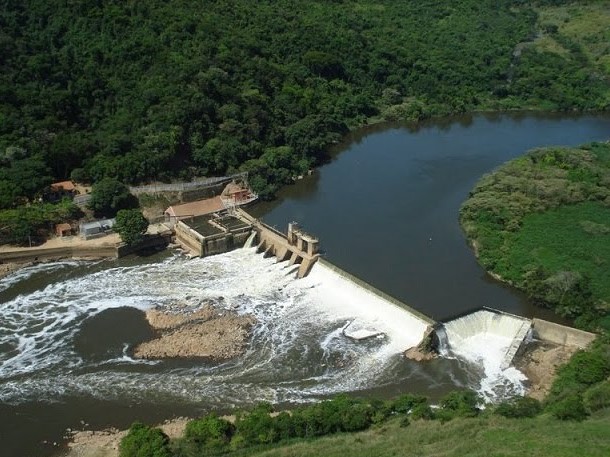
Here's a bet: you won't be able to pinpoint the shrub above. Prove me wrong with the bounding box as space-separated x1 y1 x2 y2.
547 345 610 404
495 397 542 418
234 403 276 446
410 403 435 421
119 422 171 457
440 390 480 418
184 413 235 450
390 394 428 415
368 399 392 424
548 393 588 421
583 380 610 413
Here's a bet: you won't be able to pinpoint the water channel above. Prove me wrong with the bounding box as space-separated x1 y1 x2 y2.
1 113 609 457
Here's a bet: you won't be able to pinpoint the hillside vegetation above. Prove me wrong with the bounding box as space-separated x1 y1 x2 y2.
247 413 610 457
119 381 610 457
460 142 610 330
1 0 609 205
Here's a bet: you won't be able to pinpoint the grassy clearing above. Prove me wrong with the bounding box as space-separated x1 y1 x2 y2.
247 412 610 457
504 202 610 302
537 1 610 75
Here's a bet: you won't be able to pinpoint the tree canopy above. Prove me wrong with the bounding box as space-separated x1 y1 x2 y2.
1 0 608 202
114 209 149 245
88 178 137 218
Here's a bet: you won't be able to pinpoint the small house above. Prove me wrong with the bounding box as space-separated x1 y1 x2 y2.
47 180 77 202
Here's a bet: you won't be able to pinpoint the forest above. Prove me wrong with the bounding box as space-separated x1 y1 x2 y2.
1 0 609 210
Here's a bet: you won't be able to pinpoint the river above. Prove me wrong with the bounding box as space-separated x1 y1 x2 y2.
0 113 609 457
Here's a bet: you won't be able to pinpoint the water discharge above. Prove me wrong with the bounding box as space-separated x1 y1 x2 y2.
439 310 529 401
0 246 432 407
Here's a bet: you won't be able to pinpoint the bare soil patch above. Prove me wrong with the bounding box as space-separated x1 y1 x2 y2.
515 340 579 401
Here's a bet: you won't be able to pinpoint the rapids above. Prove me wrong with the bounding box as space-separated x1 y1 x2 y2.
0 247 437 407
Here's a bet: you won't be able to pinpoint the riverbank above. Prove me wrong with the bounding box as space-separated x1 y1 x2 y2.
62 417 192 457
514 342 579 401
459 142 610 331
0 234 121 264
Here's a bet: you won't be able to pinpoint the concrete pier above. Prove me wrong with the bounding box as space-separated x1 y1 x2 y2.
234 209 320 278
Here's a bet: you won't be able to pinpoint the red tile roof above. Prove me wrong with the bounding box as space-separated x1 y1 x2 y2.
50 180 76 192
165 196 224 219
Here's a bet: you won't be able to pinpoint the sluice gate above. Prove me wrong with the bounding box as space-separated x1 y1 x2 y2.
174 207 320 278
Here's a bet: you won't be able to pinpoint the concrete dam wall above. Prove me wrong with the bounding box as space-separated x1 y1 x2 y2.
438 309 531 371
174 208 595 371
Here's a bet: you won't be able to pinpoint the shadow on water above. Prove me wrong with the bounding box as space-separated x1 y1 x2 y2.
73 308 155 362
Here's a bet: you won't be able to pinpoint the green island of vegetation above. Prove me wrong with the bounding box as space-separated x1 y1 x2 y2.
460 141 610 331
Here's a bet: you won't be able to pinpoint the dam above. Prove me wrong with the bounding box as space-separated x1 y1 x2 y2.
171 206 596 394
174 207 321 278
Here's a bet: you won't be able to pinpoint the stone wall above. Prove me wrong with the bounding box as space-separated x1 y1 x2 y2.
175 221 204 256
0 245 118 263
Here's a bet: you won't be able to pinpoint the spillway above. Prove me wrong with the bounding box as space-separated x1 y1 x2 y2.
438 309 530 400
0 246 430 407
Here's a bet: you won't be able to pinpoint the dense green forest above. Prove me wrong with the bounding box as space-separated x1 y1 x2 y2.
1 0 609 207
460 142 610 330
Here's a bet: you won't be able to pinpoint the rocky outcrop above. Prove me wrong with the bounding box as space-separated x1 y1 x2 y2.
403 325 438 361
133 304 256 361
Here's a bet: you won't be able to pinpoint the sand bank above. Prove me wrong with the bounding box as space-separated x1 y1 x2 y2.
133 304 255 361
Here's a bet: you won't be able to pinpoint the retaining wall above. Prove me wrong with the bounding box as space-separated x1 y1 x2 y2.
0 245 117 263
532 318 596 348
175 221 204 255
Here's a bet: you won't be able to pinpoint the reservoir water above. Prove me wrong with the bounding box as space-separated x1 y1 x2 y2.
1 113 609 457
253 112 610 320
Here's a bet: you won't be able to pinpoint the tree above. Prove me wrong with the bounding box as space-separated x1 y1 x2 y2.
119 422 171 457
88 178 136 218
114 209 148 245
184 413 235 451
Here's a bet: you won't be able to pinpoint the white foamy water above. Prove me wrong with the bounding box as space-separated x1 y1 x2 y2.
0 248 430 405
440 310 528 401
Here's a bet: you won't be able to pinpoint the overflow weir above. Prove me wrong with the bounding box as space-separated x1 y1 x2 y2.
173 208 595 365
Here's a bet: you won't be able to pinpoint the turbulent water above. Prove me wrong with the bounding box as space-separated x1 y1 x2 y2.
0 247 532 415
440 310 528 401
0 247 438 408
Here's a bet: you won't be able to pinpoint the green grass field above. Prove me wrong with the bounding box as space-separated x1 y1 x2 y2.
246 412 610 457
504 202 610 303
537 1 610 77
